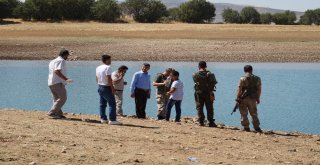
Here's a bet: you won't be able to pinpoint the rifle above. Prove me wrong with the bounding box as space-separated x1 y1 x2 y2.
231 90 248 115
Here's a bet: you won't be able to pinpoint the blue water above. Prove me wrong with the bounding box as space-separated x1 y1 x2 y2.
0 61 319 134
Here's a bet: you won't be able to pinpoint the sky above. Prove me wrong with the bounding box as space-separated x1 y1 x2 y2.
211 0 320 12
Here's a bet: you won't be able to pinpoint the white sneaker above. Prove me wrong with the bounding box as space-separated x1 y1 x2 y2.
108 120 123 125
101 119 108 124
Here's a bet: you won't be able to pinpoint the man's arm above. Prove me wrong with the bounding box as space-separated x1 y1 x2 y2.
167 87 177 95
54 70 68 81
256 81 262 104
130 73 138 97
107 75 115 94
112 72 124 84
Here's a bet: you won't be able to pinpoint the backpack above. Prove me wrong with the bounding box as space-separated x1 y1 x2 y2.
243 74 260 98
193 71 217 93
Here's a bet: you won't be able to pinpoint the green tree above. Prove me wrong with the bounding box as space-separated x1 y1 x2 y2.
91 0 120 22
63 0 94 21
222 8 241 23
314 9 320 25
300 10 316 25
124 0 167 23
178 0 215 23
272 10 296 25
240 6 260 24
260 13 272 24
168 7 180 21
0 0 19 21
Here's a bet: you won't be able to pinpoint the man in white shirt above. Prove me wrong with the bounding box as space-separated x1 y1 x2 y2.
48 49 73 119
112 65 128 116
96 54 122 125
165 71 184 122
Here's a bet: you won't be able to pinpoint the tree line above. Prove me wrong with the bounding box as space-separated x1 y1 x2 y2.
222 6 320 25
0 0 319 25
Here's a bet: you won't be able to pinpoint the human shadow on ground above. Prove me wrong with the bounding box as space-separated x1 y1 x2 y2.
50 117 160 129
0 20 21 25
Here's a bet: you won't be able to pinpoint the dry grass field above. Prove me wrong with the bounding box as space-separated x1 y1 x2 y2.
0 19 320 62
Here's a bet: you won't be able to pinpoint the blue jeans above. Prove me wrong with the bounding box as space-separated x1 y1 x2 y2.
98 85 117 121
165 99 182 122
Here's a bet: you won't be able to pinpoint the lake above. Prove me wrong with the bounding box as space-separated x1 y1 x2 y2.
0 61 319 134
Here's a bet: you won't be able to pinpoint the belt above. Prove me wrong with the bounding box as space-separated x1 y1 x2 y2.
136 88 149 92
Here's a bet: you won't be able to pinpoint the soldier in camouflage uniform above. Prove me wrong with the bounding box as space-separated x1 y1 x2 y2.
153 68 173 120
236 65 262 132
193 61 217 127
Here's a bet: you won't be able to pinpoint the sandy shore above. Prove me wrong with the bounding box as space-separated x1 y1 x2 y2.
0 21 320 62
0 109 319 164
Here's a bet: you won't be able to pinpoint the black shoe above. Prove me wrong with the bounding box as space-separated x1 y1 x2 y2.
242 128 251 132
199 122 205 126
209 122 217 127
157 116 165 120
254 127 263 133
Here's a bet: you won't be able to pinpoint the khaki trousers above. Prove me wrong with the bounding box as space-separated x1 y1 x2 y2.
48 83 67 116
156 93 169 118
239 98 260 129
114 90 124 115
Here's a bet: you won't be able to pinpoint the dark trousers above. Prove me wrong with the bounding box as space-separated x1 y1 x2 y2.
98 85 117 121
195 92 214 124
134 88 149 118
165 99 182 122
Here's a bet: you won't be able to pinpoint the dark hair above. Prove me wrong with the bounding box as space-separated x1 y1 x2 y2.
198 61 207 68
59 49 69 57
118 65 128 71
172 70 179 77
101 54 111 63
244 65 253 72
166 68 173 72
143 63 150 67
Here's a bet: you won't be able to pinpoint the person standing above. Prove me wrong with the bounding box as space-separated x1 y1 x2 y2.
165 71 184 122
130 63 151 119
153 68 173 120
48 49 73 119
236 65 262 132
96 54 122 125
193 61 218 127
112 65 129 116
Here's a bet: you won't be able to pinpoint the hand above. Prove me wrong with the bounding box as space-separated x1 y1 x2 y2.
131 93 135 98
111 88 116 95
166 92 171 96
256 98 260 104
66 79 74 84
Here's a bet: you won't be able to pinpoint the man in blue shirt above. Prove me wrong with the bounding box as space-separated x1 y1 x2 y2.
130 63 151 118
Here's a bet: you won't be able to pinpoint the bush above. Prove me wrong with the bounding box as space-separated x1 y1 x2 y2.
0 0 19 21
168 7 180 21
91 0 120 22
178 0 215 23
124 0 167 23
260 13 272 24
300 9 320 25
240 6 260 24
222 8 241 23
272 10 296 25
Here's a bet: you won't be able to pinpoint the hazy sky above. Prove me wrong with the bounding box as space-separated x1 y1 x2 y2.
211 0 320 11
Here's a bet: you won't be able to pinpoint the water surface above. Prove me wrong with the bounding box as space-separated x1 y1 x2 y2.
0 61 319 134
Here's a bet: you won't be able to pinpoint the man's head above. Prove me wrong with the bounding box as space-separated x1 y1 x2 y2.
141 63 150 73
59 49 69 60
244 65 253 73
101 54 111 65
198 61 207 69
118 65 128 74
164 68 173 77
172 70 180 80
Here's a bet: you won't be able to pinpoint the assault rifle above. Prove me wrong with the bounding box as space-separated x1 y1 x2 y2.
231 90 248 115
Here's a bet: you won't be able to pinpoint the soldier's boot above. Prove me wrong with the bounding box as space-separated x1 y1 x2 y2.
242 127 251 132
199 121 205 126
254 127 262 133
208 120 217 127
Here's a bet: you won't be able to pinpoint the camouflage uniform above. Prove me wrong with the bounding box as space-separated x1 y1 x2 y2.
193 70 217 126
154 73 171 119
238 73 261 130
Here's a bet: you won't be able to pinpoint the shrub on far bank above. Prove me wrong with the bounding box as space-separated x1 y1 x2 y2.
91 0 120 22
260 13 272 24
272 10 296 25
0 0 20 21
300 9 320 25
240 6 260 24
222 8 241 23
178 0 216 23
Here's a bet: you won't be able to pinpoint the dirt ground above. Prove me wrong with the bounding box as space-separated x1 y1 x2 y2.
0 109 319 165
0 20 320 62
